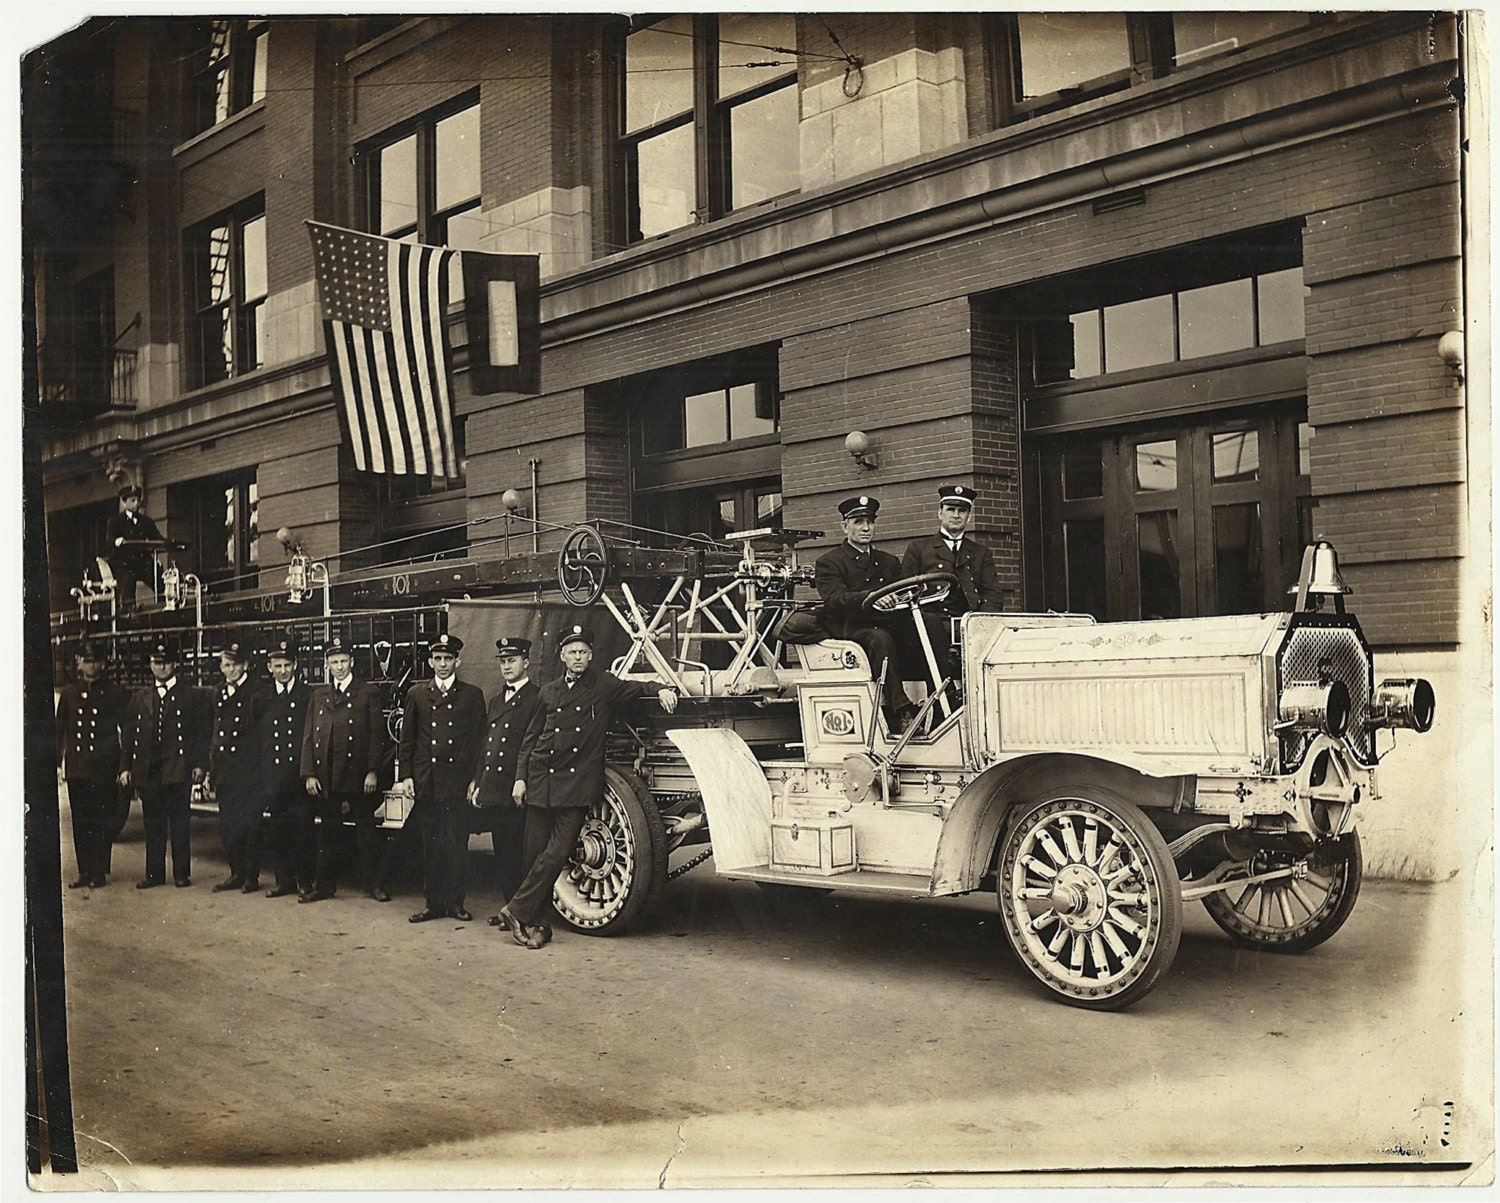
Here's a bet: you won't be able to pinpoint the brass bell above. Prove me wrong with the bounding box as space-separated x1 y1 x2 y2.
1288 540 1352 610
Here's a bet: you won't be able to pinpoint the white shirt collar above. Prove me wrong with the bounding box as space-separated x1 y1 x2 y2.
158 676 176 694
505 677 529 696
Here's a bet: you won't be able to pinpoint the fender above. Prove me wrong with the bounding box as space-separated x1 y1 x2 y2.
932 753 1185 894
665 727 773 873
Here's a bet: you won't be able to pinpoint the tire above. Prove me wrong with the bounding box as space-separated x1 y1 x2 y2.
1203 832 1362 953
996 786 1182 1011
550 766 666 936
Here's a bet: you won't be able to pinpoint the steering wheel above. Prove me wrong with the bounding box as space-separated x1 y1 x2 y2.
863 571 958 614
557 524 609 607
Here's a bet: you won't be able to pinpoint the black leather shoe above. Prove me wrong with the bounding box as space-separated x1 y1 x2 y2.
212 877 244 893
266 885 298 898
450 907 473 922
368 888 392 903
67 878 88 889
297 890 329 904
486 912 508 928
90 877 107 888
137 877 164 890
409 907 444 923
173 878 192 888
241 879 261 894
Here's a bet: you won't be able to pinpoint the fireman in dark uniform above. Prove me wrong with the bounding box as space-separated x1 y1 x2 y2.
207 642 271 894
498 625 677 949
471 637 542 923
262 639 314 899
400 634 487 924
899 483 1004 677
103 484 165 610
55 640 129 888
814 495 917 730
300 636 388 903
121 640 211 888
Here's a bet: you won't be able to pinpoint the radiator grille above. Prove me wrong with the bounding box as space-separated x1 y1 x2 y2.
1277 622 1372 768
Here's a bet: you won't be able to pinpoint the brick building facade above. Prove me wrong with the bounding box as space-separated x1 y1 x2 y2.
26 13 1483 878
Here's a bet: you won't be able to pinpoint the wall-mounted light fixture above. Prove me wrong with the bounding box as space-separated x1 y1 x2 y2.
845 430 878 470
1438 330 1465 387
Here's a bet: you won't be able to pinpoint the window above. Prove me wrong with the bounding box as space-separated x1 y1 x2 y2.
364 94 482 297
188 18 267 137
1172 12 1313 68
618 15 799 243
641 381 780 454
618 348 783 544
989 13 1171 124
187 199 266 389
170 470 258 591
1036 406 1309 621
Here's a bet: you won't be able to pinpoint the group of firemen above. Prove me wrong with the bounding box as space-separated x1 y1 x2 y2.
55 483 995 946
56 624 676 951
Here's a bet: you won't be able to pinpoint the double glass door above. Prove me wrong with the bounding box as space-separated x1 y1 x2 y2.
1037 406 1310 620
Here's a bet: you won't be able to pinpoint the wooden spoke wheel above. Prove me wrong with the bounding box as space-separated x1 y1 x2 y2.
1202 833 1362 953
550 766 666 936
997 787 1182 1010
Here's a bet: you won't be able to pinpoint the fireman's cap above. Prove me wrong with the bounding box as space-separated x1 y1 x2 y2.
838 495 880 520
938 484 977 509
75 640 103 661
147 640 179 664
430 634 463 656
267 639 299 664
324 636 351 658
118 484 143 501
218 642 248 665
495 636 531 657
558 625 593 650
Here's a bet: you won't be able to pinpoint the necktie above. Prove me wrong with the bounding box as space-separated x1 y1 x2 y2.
947 540 962 555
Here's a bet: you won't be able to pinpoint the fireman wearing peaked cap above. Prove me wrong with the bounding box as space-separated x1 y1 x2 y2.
497 625 677 949
471 636 542 923
814 496 918 731
207 641 272 895
55 641 131 888
900 484 1005 687
400 633 487 924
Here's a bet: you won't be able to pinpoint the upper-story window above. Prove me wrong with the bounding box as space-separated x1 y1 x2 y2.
186 198 266 389
188 18 267 137
362 93 482 298
618 14 799 244
1171 12 1313 68
989 12 1317 125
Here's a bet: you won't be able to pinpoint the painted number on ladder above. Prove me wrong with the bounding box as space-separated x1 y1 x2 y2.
392 573 411 596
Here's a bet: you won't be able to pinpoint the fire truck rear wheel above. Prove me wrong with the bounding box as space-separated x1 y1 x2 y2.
1202 832 1362 953
550 766 667 937
997 786 1182 1011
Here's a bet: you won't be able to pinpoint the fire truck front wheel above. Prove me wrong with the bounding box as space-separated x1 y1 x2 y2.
550 767 667 936
1202 831 1362 953
997 786 1183 1011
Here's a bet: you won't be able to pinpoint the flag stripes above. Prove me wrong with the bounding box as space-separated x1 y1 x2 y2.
309 222 459 478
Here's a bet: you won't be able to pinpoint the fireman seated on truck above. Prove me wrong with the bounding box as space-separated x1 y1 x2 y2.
814 495 924 734
899 483 1004 680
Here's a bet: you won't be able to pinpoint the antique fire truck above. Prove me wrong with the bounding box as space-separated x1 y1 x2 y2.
445 529 1434 1010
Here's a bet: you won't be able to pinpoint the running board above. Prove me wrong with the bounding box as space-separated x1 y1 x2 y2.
725 865 935 897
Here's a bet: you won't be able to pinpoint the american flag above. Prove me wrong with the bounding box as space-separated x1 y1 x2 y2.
308 221 459 478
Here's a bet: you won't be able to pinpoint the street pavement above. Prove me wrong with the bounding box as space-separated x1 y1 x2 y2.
40 798 1492 1191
